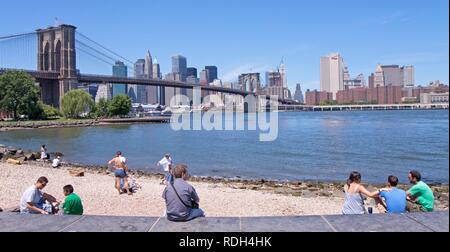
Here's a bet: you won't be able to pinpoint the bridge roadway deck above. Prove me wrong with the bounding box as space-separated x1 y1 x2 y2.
0 211 447 232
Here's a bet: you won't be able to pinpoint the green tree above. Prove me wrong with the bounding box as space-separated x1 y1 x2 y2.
91 98 110 118
61 89 95 119
0 71 41 120
38 101 61 119
108 94 132 117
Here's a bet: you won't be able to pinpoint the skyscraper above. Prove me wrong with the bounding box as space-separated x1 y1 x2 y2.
112 61 128 97
205 66 218 83
187 67 198 78
153 58 162 80
320 53 344 99
172 55 187 81
294 84 304 103
153 58 163 105
200 69 209 85
144 51 153 79
134 59 147 104
279 61 287 88
402 65 415 87
372 64 415 87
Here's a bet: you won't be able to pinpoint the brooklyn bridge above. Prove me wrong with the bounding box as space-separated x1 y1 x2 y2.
0 24 293 108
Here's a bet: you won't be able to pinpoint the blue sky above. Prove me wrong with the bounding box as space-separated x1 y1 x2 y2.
0 0 448 91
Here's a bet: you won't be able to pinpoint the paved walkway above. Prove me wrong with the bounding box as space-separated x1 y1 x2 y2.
0 211 448 232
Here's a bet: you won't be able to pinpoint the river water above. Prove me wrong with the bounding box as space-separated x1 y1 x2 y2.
1 110 448 184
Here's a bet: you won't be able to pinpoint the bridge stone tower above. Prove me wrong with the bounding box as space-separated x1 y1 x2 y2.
36 24 77 107
238 73 261 94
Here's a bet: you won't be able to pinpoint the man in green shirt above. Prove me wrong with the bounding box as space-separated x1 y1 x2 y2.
407 170 434 212
62 185 84 215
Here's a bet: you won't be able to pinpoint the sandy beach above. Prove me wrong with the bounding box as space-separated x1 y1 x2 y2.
0 162 348 217
1 161 448 217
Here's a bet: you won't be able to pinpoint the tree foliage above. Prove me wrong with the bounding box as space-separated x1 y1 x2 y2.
38 101 61 119
108 94 132 117
91 98 110 118
0 71 41 120
61 89 95 119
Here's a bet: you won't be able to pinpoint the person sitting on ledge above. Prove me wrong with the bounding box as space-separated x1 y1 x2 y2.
406 170 434 212
62 185 83 215
20 176 60 214
162 164 205 222
376 175 407 214
342 171 381 215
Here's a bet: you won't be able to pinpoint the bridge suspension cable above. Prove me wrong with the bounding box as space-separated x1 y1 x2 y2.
75 31 135 65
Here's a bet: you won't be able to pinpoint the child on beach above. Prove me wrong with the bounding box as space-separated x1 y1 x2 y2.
62 185 83 215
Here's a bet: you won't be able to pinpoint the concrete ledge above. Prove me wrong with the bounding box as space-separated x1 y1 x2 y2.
0 211 448 232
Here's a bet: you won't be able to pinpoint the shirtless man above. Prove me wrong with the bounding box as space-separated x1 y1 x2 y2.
108 151 132 195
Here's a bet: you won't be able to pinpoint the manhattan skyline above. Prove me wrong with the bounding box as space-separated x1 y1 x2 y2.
0 0 448 92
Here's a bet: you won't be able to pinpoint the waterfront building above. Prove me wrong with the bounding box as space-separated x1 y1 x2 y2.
420 92 449 104
320 53 344 99
294 83 304 103
172 55 187 81
335 83 450 105
305 90 333 105
187 67 197 78
205 66 218 83
112 61 128 97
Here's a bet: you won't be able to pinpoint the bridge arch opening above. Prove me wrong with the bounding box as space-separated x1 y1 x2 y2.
43 42 50 71
55 40 61 73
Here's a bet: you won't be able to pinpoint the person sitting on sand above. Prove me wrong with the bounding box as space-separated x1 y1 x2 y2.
406 170 434 212
342 171 381 215
20 177 60 214
157 153 173 185
108 151 132 195
375 176 407 214
62 185 83 215
162 164 205 222
52 154 62 168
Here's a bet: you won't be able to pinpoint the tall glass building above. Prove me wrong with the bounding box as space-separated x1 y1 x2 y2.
172 55 187 81
205 65 218 83
112 61 128 97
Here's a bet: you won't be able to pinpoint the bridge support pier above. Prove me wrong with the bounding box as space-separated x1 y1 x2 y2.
40 80 60 108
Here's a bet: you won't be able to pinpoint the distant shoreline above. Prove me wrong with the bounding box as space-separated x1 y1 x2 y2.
2 108 448 131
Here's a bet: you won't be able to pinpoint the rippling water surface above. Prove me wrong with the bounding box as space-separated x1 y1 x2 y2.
1 110 448 184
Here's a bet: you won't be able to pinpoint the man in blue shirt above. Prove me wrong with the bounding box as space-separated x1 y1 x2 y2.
376 175 407 214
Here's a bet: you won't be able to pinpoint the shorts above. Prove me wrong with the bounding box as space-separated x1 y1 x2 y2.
114 169 127 178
